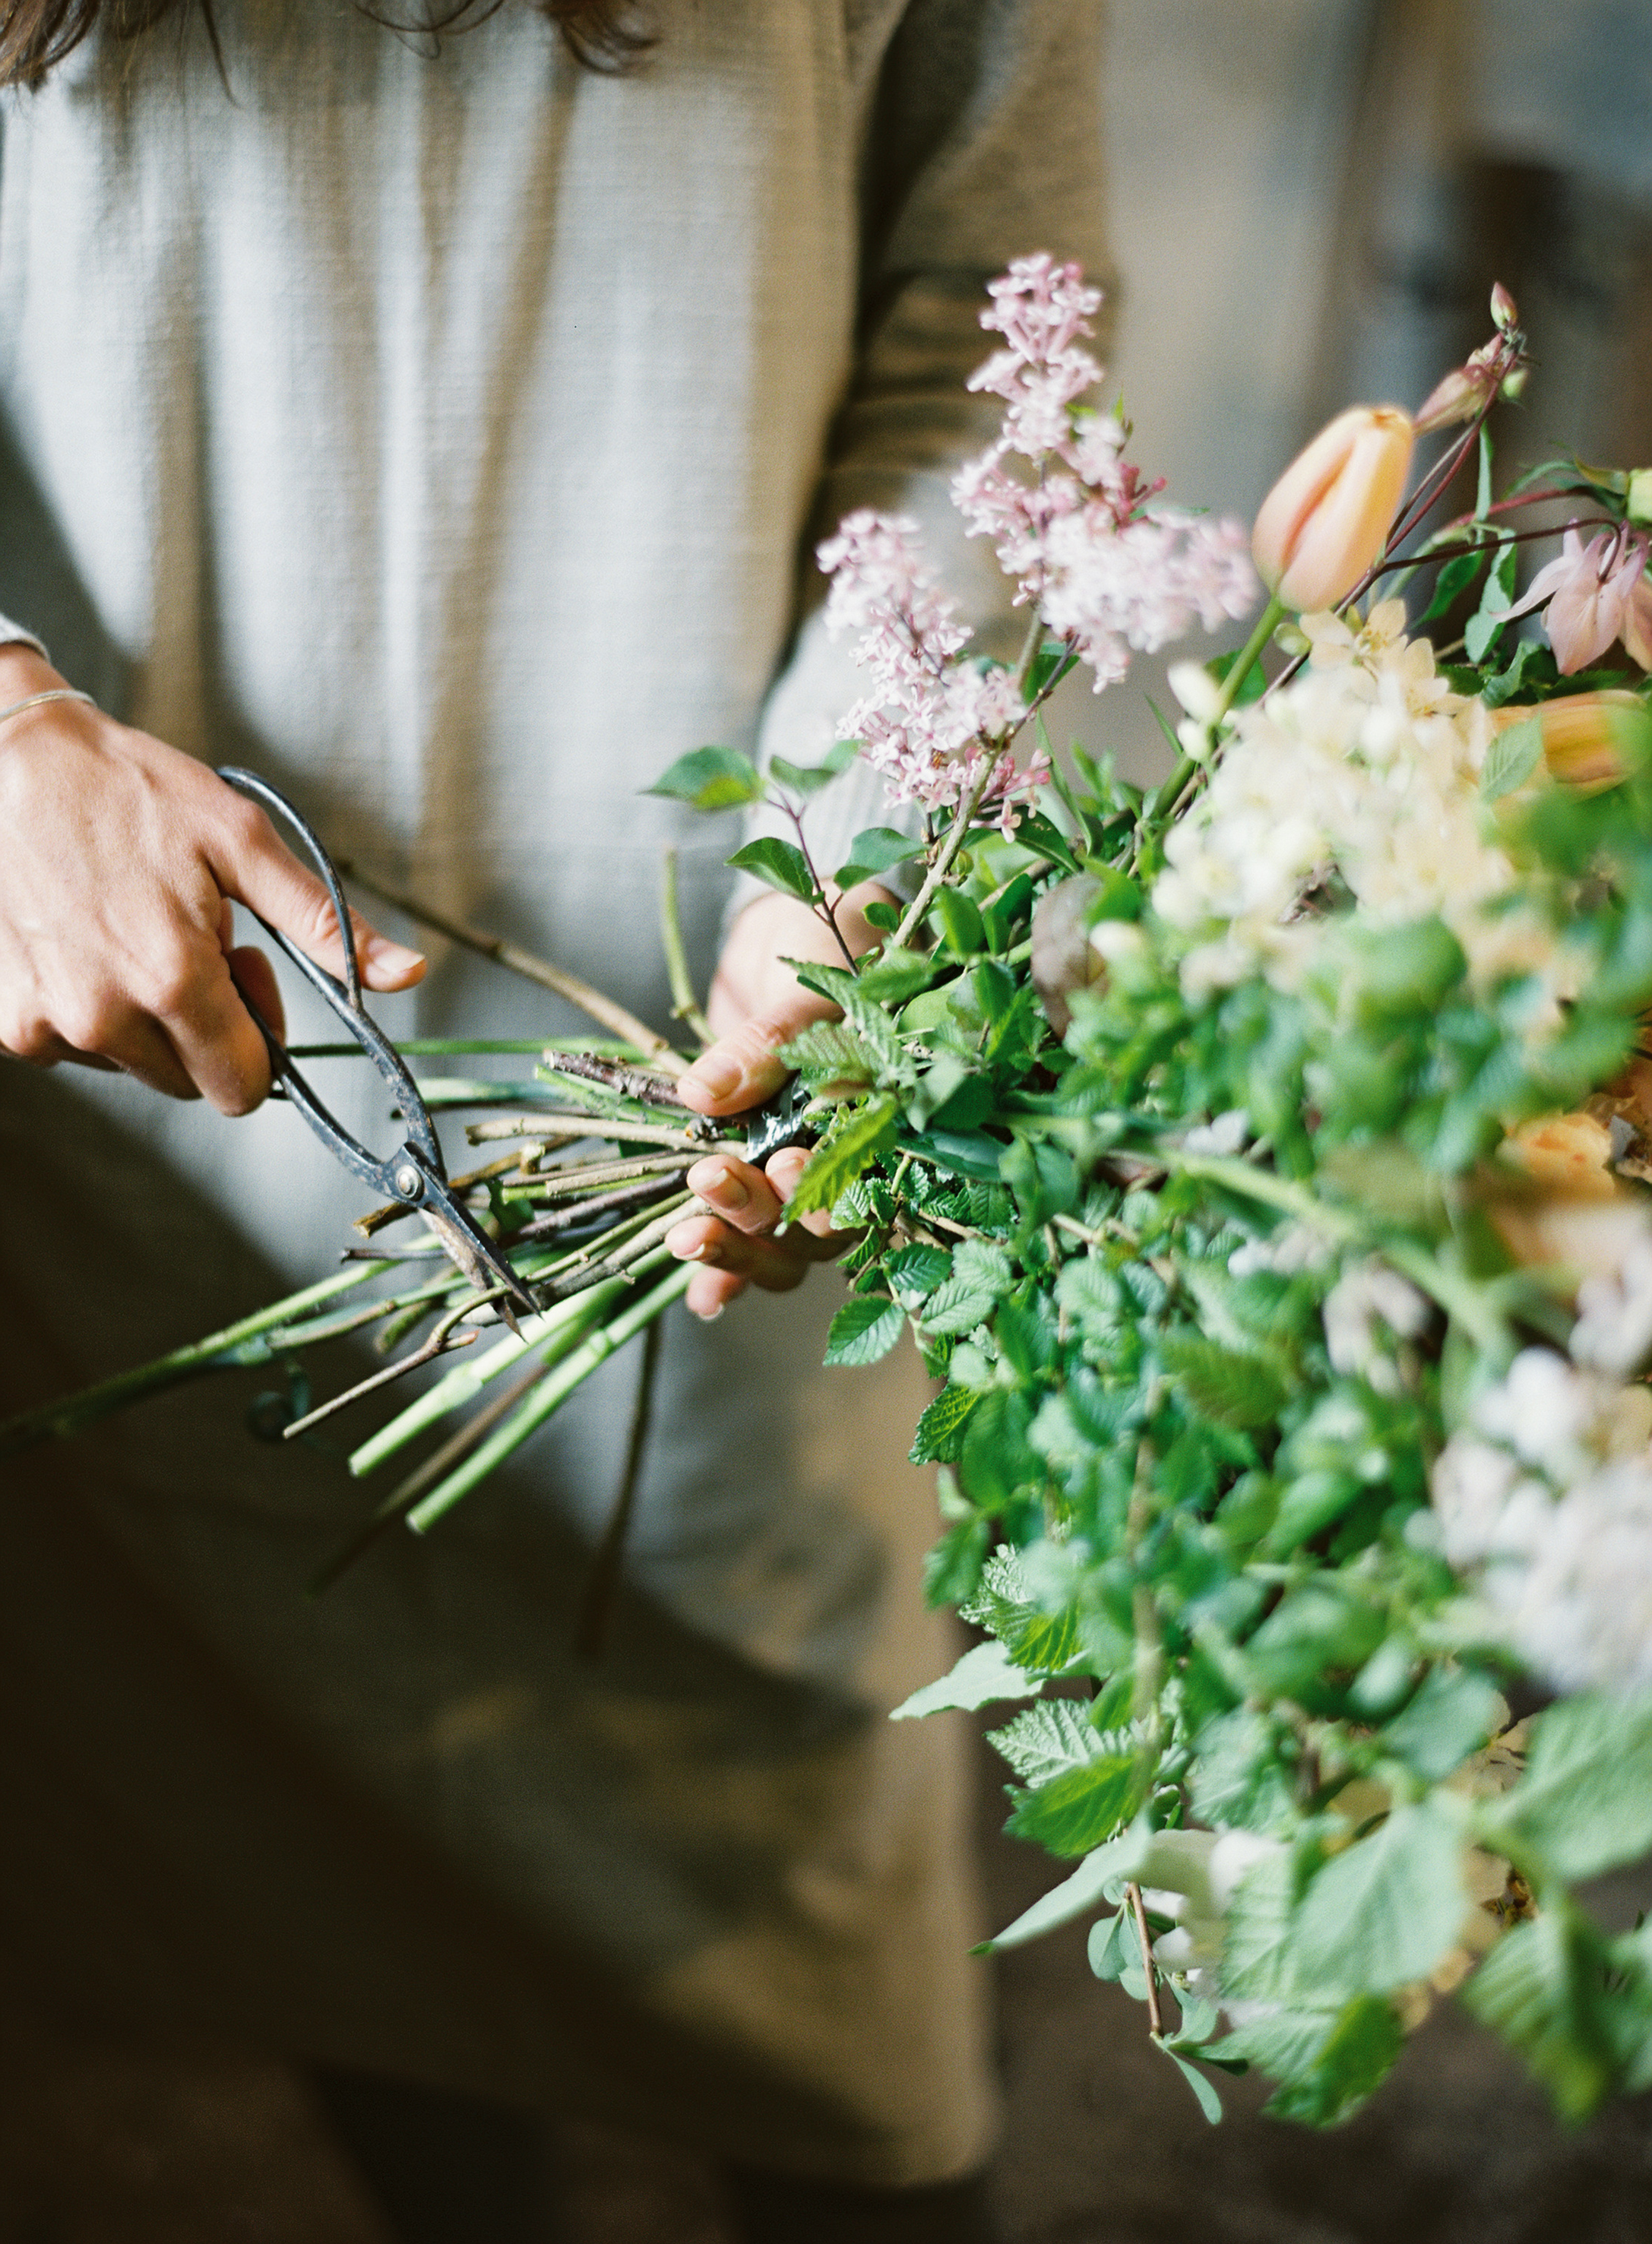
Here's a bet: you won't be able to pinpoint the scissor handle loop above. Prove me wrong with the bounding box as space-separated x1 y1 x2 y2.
214 766 444 1182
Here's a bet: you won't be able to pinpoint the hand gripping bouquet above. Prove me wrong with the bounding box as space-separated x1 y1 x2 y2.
17 259 1652 2129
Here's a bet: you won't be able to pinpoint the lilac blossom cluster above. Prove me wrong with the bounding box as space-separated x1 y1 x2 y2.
817 511 1036 829
818 256 1257 826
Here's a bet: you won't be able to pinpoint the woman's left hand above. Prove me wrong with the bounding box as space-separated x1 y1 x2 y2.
669 881 892 1319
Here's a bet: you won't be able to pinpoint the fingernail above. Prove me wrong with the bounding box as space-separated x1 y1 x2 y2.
691 1302 725 1323
692 1161 749 1211
367 935 425 973
682 1054 741 1103
666 1224 714 1263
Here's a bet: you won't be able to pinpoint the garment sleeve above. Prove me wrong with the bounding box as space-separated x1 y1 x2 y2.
0 614 52 663
732 0 1113 919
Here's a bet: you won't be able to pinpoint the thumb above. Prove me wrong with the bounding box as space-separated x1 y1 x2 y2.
208 788 426 992
679 989 834 1118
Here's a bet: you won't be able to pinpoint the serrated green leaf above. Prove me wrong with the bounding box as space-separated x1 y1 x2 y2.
885 1243 952 1300
922 1513 991 1607
726 836 818 901
1190 1708 1297 1835
1493 1689 1652 1880
1461 1910 1620 2124
1220 1844 1308 2005
1005 1749 1147 1857
786 1095 899 1219
853 945 936 1004
919 1277 999 1337
1293 1799 1467 1996
779 1020 880 1097
891 1635 1040 1720
1055 1256 1125 1336
1211 1996 1402 2125
910 1382 979 1464
1160 1332 1289 1431
1381 1664 1504 1783
988 1698 1107 1785
824 1293 905 1367
646 745 762 809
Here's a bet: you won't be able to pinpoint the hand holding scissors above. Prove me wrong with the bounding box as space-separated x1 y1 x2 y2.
215 768 538 1334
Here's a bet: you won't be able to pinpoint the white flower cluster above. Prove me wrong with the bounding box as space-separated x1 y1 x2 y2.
1432 1346 1652 1693
1152 603 1577 1013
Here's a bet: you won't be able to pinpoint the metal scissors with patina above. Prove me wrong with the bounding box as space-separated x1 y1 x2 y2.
214 767 538 1334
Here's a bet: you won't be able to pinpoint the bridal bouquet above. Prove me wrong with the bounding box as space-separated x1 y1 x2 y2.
14 261 1652 2130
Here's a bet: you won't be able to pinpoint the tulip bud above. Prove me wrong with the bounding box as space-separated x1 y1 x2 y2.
1252 405 1414 613
1503 690 1652 794
1413 366 1486 436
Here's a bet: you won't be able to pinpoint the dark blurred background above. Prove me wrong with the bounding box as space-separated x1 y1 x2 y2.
10 4 1652 2238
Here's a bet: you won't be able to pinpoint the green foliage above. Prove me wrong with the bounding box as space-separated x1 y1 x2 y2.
1490 1691 1652 1881
786 1095 900 1218
725 836 818 902
824 1293 906 1367
834 827 924 888
645 745 763 809
1293 1802 1468 1996
1214 1998 1404 2126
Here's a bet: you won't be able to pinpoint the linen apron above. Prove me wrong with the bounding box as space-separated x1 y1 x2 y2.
0 0 1108 2183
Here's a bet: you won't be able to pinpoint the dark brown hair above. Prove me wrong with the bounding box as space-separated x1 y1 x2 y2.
0 0 652 89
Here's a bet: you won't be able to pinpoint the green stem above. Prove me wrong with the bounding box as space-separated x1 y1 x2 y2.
0 1257 397 1458
286 1037 594 1059
658 847 714 1049
891 764 998 952
347 1271 635 1478
406 1261 693 1533
1143 594 1285 830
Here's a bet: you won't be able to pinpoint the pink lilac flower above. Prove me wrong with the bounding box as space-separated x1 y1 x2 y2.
953 258 1256 679
1499 522 1652 673
819 508 1040 823
818 258 1260 823
1040 510 1257 688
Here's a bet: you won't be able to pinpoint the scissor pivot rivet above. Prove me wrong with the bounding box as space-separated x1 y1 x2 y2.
394 1164 422 1199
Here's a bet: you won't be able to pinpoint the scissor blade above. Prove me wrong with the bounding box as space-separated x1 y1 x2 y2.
413 1185 537 1335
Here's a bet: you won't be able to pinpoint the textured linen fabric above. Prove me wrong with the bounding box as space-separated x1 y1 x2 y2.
0 0 1109 2185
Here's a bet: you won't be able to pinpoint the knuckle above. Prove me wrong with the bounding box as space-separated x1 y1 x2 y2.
2 1011 55 1062
55 997 119 1053
139 954 201 1021
221 794 274 857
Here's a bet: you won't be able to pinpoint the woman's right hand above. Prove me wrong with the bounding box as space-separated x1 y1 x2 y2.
0 646 425 1113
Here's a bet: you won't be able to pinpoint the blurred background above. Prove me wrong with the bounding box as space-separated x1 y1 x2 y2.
8 3 1652 2239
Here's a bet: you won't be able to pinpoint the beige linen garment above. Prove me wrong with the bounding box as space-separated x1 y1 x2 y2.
0 0 1109 2185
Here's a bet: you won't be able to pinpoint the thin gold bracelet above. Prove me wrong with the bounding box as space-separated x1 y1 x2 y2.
0 687 96 727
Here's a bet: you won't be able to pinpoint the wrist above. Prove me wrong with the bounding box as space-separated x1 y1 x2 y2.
0 644 71 703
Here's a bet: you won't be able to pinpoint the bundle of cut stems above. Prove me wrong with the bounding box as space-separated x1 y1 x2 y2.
0 859 752 1601
0 1040 711 1584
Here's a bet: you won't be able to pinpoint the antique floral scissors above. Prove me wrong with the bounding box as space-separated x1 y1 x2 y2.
215 768 538 1333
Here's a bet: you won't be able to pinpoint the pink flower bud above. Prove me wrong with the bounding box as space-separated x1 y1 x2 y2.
1490 280 1520 334
1413 366 1486 436
1251 406 1414 613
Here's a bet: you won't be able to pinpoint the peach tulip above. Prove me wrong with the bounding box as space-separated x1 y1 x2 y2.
1491 689 1652 796
1252 405 1415 613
